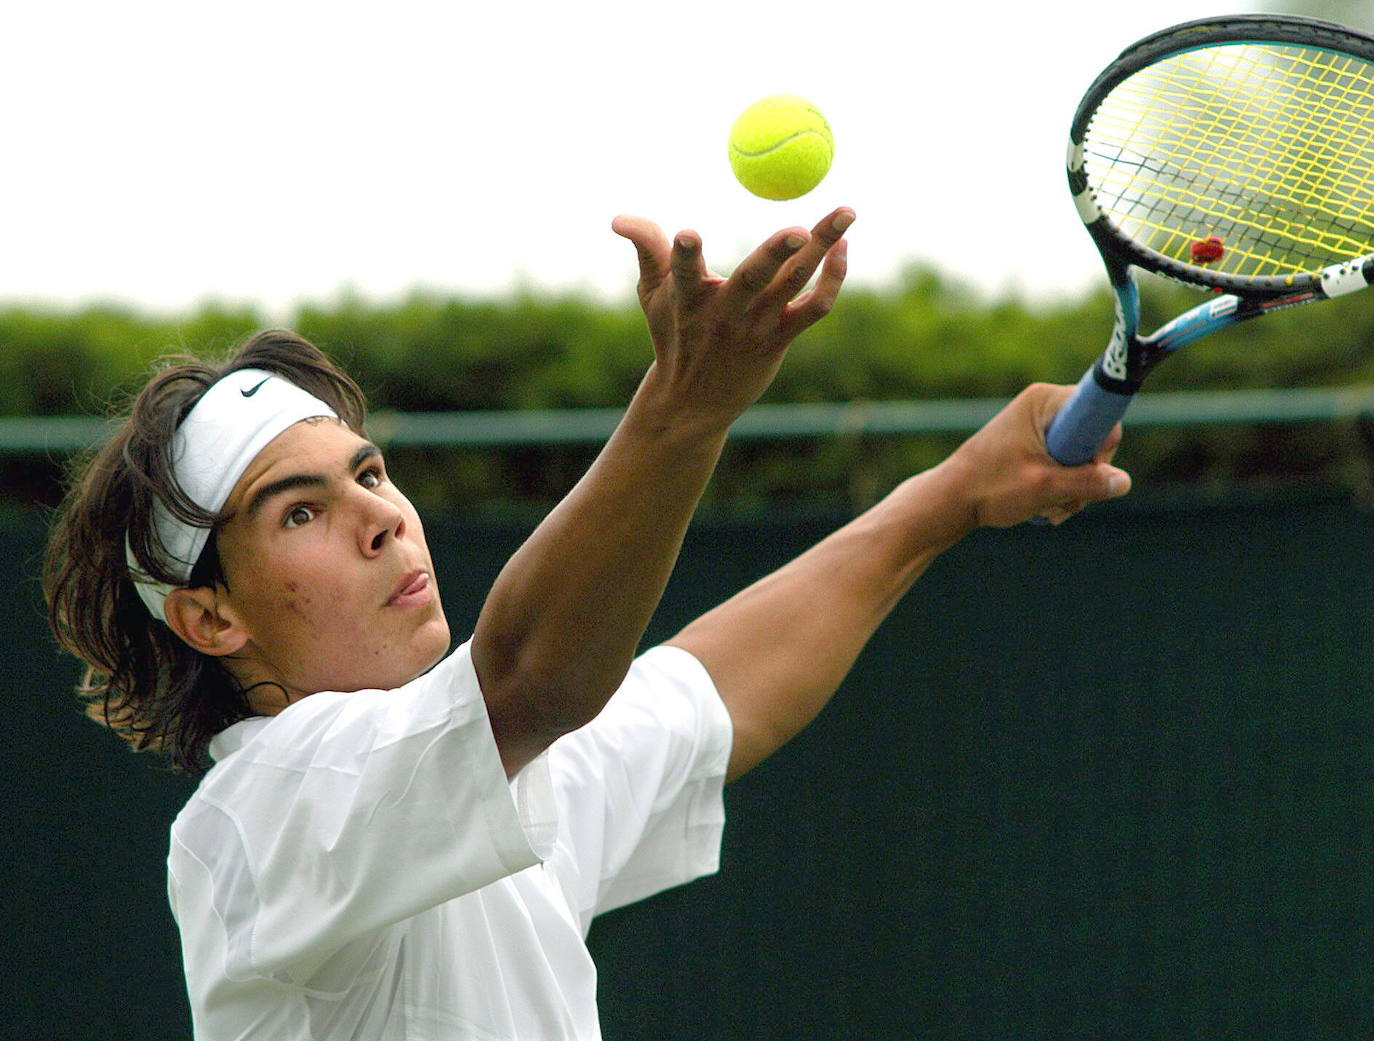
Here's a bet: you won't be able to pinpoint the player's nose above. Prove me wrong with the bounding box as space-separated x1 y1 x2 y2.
358 493 406 556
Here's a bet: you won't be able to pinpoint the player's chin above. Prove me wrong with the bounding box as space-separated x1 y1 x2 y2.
356 609 452 689
407 613 453 677
350 629 452 692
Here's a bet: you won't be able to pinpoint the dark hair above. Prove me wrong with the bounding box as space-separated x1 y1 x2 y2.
43 330 369 774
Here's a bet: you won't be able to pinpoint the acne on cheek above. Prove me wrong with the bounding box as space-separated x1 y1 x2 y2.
281 580 312 617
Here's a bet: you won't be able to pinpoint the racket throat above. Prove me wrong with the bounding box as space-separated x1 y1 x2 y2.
1090 358 1145 396
1100 286 1252 390
1096 280 1150 391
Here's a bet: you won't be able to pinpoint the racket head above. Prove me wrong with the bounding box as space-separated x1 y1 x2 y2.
1068 15 1374 297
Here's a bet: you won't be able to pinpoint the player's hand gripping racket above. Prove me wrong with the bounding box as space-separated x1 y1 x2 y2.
1046 14 1374 464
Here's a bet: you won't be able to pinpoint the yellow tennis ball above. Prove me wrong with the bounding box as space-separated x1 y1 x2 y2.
728 95 834 201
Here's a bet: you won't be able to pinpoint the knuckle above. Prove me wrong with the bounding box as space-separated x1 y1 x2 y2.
737 268 770 294
783 265 814 295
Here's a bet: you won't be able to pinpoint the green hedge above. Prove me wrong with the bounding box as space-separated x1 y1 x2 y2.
6 267 1374 511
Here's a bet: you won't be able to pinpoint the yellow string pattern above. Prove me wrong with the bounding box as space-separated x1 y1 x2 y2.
1084 41 1374 278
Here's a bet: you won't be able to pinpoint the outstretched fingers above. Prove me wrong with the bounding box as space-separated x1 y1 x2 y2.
722 206 856 317
612 215 672 291
765 207 856 305
724 226 813 306
782 237 848 337
615 215 717 308
670 230 714 307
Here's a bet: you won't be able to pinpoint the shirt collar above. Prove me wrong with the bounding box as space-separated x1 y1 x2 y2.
208 716 273 762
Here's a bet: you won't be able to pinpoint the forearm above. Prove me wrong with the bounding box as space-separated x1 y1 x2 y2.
667 382 1131 783
473 369 731 772
668 460 976 782
473 207 854 775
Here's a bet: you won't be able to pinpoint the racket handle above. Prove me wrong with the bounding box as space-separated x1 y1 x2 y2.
1045 367 1134 465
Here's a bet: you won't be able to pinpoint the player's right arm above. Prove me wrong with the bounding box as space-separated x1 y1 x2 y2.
667 384 1131 783
471 208 854 776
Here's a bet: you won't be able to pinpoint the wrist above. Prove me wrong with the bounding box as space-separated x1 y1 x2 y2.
621 362 741 445
890 457 983 548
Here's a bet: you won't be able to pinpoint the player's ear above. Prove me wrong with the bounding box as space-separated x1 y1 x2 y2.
163 586 249 657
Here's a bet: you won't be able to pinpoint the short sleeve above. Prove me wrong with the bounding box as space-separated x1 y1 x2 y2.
543 644 733 933
168 640 555 986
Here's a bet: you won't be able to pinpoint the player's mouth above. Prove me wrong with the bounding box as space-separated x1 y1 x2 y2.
387 570 432 608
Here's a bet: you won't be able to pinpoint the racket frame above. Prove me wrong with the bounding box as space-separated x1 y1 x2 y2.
1047 14 1374 465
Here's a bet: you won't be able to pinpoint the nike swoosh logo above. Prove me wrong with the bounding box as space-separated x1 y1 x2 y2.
241 377 271 398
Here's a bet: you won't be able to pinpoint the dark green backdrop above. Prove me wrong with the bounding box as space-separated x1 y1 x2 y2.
7 488 1373 1040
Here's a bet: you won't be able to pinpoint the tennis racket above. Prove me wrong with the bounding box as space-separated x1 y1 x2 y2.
1046 14 1374 465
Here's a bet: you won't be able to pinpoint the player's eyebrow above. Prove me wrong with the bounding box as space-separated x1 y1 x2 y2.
245 442 382 519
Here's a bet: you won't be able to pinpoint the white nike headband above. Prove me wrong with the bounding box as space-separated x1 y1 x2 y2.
126 368 338 622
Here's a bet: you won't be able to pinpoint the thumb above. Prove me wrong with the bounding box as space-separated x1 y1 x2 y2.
1036 461 1131 528
612 215 670 289
1079 462 1132 502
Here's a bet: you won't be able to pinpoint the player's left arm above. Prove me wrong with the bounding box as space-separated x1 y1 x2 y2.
473 210 852 778
665 383 1131 782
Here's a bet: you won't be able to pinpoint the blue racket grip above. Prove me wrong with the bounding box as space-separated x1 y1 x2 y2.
1045 367 1134 465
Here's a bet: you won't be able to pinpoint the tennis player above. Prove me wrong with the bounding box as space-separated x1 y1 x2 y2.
44 207 1130 1040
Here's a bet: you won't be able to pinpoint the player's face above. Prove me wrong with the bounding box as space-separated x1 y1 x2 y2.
212 417 450 699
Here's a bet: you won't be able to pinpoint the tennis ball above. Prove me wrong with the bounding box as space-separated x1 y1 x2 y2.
728 95 833 201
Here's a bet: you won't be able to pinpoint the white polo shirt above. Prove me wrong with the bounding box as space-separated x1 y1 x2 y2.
167 642 732 1041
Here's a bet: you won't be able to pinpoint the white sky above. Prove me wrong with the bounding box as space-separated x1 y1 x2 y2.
0 0 1252 319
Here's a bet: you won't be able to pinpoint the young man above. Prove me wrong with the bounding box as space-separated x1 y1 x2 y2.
44 207 1129 1040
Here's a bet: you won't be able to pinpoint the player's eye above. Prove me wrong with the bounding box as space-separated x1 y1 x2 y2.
357 466 383 489
284 504 317 529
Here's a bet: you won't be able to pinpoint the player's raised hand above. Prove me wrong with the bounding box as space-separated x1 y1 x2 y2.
612 207 853 424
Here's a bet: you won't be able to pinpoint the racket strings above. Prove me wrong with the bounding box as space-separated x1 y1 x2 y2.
1083 40 1374 279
